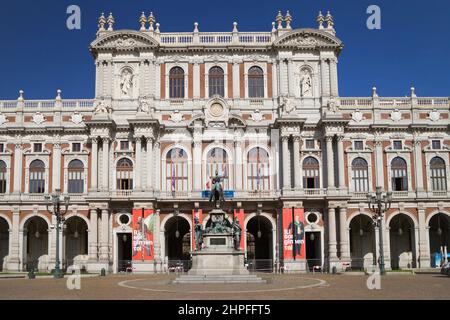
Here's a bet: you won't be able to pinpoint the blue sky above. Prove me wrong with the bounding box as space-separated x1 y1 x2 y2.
0 0 448 99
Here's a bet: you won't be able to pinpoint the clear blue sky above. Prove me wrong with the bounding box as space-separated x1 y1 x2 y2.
0 0 448 99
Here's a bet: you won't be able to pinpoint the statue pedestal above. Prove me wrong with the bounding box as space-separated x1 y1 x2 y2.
189 232 248 276
174 207 265 283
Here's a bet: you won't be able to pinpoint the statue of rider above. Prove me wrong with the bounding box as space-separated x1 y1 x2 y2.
209 169 225 206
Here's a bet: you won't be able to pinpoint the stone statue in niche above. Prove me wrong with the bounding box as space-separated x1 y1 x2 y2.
120 69 134 97
300 69 313 97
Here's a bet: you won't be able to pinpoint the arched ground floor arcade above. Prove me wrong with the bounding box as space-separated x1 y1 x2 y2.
0 202 449 273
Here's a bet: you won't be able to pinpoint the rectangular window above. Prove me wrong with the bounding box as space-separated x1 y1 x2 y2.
432 140 441 150
72 143 81 152
33 143 42 153
120 141 129 151
393 140 403 150
354 141 364 151
0 144 4 153
305 139 315 150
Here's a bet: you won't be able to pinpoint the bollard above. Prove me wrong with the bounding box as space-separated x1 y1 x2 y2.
28 269 36 279
100 268 106 277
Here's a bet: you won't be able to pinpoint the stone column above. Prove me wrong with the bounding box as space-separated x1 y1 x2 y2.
234 139 243 191
287 59 295 96
339 206 350 261
282 135 290 190
13 143 22 193
328 207 338 263
337 136 346 190
329 58 339 97
232 61 240 99
89 208 98 261
413 138 425 195
52 142 61 192
193 62 200 99
417 204 431 268
320 59 330 97
6 209 20 271
193 141 202 191
91 138 98 192
153 209 161 265
326 136 335 190
293 136 302 189
99 209 109 262
102 138 109 191
375 139 385 190
146 138 153 191
135 137 142 190
154 142 161 191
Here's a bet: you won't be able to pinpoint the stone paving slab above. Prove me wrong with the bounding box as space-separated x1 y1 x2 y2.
0 274 448 300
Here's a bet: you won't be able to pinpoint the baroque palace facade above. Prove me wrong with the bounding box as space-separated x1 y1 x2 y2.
0 10 449 273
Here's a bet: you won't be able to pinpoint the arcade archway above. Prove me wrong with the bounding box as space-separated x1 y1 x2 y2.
0 217 9 271
164 216 191 271
389 214 416 269
64 216 88 269
246 215 273 272
428 213 450 267
23 216 49 271
349 214 375 270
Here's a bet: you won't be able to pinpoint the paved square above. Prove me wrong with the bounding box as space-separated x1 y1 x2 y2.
0 274 448 300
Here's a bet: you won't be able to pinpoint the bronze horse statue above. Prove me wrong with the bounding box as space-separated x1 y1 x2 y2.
209 170 225 207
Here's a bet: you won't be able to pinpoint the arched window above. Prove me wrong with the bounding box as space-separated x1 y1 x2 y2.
116 158 133 190
0 161 6 193
430 157 447 191
169 67 185 99
303 157 320 189
209 66 224 97
68 160 84 194
166 148 189 192
206 148 230 190
29 160 45 194
352 158 369 192
247 148 270 191
391 157 408 191
248 66 264 98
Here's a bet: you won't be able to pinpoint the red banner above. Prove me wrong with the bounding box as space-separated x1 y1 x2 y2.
192 209 203 250
234 209 245 250
283 208 306 260
132 209 154 261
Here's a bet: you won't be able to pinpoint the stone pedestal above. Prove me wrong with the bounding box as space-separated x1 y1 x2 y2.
189 232 248 276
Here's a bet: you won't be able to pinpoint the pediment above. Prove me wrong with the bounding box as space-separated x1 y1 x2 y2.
274 29 343 52
90 30 159 54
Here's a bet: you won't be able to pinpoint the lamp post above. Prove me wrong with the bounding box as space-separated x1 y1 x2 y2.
45 188 70 279
366 186 392 276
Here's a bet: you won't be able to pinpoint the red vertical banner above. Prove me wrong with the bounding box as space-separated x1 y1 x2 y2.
192 209 203 250
283 208 306 260
234 209 245 250
132 209 154 261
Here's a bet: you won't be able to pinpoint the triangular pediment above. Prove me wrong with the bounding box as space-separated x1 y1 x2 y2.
274 29 343 52
90 30 159 54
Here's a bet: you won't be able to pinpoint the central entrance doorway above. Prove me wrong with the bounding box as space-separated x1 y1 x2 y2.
305 232 321 270
117 233 132 272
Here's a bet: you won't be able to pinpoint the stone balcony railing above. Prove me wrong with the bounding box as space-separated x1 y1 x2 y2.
156 31 273 47
339 97 450 109
1 187 449 203
0 98 95 111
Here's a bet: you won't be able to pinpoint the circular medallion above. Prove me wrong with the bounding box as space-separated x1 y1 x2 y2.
210 103 224 117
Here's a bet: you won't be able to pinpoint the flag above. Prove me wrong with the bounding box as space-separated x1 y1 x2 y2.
171 166 176 191
256 167 261 190
205 179 210 189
